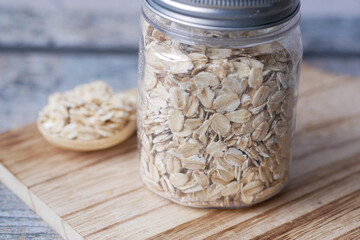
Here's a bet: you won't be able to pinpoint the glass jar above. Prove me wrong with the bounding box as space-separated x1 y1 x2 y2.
137 0 302 208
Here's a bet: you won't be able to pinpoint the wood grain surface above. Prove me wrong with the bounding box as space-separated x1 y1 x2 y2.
0 64 360 240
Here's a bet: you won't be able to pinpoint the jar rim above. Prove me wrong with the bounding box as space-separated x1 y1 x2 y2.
144 0 300 31
142 4 301 48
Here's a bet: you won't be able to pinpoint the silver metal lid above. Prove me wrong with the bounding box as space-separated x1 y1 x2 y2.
144 0 300 30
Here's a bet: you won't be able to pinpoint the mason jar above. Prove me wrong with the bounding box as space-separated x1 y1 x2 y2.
137 0 302 208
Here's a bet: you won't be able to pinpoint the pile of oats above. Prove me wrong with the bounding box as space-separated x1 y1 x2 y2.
139 20 296 207
39 81 136 141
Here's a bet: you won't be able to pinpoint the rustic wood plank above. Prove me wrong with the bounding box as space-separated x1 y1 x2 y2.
0 177 62 240
301 17 360 55
1 65 360 239
0 0 141 50
306 57 360 77
0 1 359 55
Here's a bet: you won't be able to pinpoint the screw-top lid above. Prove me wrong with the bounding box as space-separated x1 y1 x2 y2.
144 0 300 30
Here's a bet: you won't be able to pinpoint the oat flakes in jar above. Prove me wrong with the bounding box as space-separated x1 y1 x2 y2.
138 0 302 208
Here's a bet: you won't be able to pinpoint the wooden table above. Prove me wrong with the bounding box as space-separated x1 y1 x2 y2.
1 1 360 239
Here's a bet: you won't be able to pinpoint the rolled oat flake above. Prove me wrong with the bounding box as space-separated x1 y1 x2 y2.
138 0 303 208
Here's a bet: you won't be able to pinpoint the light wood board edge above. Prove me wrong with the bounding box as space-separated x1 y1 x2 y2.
0 163 83 240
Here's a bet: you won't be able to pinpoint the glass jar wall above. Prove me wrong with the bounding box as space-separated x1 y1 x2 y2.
137 2 302 208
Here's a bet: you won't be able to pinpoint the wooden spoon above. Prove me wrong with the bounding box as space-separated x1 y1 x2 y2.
37 89 137 151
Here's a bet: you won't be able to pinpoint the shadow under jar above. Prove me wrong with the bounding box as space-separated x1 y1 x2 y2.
137 0 303 208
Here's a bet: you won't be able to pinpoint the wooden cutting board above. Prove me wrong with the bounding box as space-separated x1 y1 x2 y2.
1 64 360 240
